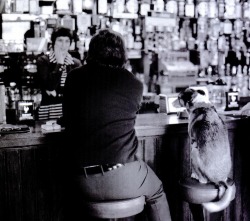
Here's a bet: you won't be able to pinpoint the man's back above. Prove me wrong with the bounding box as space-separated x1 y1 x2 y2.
63 63 143 167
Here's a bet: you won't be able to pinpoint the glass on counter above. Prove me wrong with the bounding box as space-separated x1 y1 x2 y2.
209 78 227 111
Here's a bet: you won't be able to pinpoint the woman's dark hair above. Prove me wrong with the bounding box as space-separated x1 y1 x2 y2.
86 29 127 68
51 27 73 48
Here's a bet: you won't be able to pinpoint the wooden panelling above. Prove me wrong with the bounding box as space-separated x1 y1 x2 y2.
0 149 7 220
5 149 23 221
20 147 37 221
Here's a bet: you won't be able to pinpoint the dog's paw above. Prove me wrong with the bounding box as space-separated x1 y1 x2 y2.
199 177 208 183
191 172 208 183
191 172 199 180
191 141 197 149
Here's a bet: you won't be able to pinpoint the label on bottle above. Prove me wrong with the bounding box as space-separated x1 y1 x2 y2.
224 20 233 34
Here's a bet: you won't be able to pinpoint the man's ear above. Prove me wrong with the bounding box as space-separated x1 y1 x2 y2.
196 89 205 95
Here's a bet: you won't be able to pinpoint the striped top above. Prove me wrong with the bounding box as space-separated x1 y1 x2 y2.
37 50 82 121
38 103 63 120
49 50 68 87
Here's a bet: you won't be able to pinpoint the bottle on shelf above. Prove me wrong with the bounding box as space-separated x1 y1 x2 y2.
178 0 185 17
235 0 243 18
165 0 178 15
185 0 195 17
208 0 218 18
218 0 225 18
243 0 250 19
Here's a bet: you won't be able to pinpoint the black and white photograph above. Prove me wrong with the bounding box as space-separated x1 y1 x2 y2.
0 0 250 220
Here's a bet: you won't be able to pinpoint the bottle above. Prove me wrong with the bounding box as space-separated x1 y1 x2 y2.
72 0 83 13
134 34 143 50
125 0 138 14
154 0 164 12
218 0 225 18
29 0 39 14
140 1 150 16
235 0 242 18
224 0 236 18
185 0 195 17
208 0 218 18
197 0 209 17
166 0 178 15
178 0 185 16
243 0 249 19
0 81 6 124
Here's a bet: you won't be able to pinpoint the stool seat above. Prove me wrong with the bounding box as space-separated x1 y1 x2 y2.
83 196 145 219
179 177 236 204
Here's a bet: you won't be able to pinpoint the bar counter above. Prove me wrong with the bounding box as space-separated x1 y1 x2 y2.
0 113 250 221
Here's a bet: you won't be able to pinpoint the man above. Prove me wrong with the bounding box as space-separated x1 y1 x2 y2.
63 28 172 221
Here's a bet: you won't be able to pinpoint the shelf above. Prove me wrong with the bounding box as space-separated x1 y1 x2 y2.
1 13 58 21
112 12 138 19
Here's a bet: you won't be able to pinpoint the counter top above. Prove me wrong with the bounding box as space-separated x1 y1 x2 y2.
135 113 244 136
0 113 247 148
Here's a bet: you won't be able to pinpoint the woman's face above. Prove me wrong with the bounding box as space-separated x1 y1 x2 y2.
54 36 71 53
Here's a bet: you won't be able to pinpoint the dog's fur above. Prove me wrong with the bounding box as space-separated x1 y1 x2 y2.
173 87 234 212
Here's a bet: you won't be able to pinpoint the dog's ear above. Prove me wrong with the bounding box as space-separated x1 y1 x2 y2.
185 88 195 93
196 89 205 96
190 89 198 101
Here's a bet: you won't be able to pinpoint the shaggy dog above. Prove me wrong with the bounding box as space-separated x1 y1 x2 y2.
173 87 235 212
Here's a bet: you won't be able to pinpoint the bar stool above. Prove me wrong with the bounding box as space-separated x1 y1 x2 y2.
83 196 145 220
179 177 236 221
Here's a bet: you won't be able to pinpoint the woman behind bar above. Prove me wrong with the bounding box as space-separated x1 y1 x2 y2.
37 27 81 120
63 29 172 221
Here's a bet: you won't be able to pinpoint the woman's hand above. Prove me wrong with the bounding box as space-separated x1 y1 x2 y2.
64 53 74 65
54 45 66 64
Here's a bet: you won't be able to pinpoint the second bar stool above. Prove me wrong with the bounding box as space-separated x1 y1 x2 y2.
179 177 236 221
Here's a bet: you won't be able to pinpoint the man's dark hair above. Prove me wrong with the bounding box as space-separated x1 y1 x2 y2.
86 29 127 68
51 27 73 48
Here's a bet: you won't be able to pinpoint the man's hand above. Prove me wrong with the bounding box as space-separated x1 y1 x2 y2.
46 90 57 97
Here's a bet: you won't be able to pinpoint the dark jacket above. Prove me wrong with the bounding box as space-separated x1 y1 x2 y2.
37 54 81 105
63 63 143 168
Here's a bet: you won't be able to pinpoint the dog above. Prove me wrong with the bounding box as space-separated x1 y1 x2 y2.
173 87 235 212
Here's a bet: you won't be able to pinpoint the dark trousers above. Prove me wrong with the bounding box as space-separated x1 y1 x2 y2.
74 160 172 221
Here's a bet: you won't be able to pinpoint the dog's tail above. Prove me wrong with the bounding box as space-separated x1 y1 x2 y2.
202 180 236 213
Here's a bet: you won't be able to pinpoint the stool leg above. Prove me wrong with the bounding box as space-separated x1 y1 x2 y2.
205 210 224 221
189 203 205 221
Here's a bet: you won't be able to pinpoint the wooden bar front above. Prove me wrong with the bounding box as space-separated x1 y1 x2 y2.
0 113 250 221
